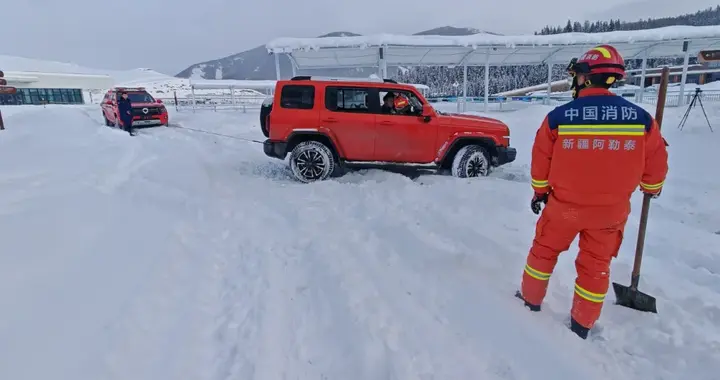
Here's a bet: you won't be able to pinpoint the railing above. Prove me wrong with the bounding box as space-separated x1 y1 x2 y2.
427 94 572 112
154 94 268 112
15 86 720 113
640 89 720 107
427 88 720 111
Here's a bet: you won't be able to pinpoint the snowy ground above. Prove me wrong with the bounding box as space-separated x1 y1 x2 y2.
0 100 718 380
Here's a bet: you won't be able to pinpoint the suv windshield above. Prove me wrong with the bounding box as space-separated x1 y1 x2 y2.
119 92 155 103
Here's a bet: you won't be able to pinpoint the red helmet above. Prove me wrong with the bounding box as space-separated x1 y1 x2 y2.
573 44 625 79
393 95 409 110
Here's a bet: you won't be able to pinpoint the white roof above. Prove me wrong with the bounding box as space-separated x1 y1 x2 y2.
190 79 277 90
267 25 720 68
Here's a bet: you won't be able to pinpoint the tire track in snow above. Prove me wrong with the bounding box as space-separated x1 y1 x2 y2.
96 142 157 195
290 199 510 379
210 196 306 380
98 222 218 380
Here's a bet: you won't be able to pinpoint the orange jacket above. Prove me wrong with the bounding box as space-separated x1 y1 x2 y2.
531 88 668 207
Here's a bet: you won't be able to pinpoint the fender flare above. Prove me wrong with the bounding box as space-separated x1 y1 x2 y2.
286 130 344 159
437 135 500 167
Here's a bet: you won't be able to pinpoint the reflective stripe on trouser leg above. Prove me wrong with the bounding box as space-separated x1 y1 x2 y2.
520 212 577 306
571 227 620 329
571 283 607 330
521 264 552 306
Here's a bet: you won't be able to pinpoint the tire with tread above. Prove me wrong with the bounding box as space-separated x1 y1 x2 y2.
289 140 336 183
451 144 491 178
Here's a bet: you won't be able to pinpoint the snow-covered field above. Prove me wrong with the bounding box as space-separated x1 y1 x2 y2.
0 100 718 380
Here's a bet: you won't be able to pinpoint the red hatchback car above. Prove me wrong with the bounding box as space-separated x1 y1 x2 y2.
101 87 168 128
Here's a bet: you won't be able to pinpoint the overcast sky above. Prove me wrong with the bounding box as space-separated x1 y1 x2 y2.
2 0 717 75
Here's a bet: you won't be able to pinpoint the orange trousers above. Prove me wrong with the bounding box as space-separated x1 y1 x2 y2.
520 197 628 329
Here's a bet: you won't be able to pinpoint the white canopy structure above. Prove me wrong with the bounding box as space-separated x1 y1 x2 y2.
266 25 720 110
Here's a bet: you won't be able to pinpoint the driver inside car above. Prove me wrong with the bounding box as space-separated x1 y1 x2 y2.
381 92 396 114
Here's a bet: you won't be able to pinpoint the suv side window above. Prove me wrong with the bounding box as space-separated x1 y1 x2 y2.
325 87 372 113
280 85 314 109
378 89 423 116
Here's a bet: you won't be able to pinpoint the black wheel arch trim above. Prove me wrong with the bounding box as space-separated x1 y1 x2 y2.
286 131 342 159
440 136 499 167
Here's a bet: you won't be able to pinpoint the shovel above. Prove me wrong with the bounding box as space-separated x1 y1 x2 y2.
612 192 657 313
612 66 670 314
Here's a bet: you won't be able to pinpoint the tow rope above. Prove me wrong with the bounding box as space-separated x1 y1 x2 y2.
171 124 264 144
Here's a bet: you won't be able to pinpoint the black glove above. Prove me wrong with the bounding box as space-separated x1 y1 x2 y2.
531 192 549 215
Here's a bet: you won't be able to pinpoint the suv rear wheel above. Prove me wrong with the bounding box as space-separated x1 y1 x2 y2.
451 144 491 178
289 140 336 183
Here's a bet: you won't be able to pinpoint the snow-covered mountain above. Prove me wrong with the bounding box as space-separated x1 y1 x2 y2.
0 54 172 85
174 27 488 80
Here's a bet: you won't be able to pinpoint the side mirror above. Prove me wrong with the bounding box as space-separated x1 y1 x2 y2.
156 99 163 104
421 106 433 122
104 100 112 105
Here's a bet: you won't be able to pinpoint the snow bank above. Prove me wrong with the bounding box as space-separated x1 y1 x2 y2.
0 102 718 380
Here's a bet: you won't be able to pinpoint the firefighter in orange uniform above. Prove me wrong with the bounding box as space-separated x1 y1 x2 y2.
515 45 669 339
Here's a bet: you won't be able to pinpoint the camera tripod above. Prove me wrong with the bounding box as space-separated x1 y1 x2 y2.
678 88 714 132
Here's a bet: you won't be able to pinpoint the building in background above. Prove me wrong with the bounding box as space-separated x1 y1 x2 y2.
0 71 114 105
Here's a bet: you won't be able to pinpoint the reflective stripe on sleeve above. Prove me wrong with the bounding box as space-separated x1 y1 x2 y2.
574 283 605 303
524 264 551 281
558 124 645 136
531 178 549 189
640 181 664 191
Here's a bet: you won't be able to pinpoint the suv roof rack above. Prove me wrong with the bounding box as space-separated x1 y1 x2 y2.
290 76 399 84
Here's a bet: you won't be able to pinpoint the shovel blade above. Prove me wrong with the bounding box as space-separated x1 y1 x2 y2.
612 282 657 313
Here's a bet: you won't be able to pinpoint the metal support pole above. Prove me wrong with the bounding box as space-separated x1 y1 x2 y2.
378 47 387 79
462 64 468 112
546 61 553 105
678 41 691 106
484 49 490 113
291 58 297 77
274 53 281 80
190 84 196 113
638 50 648 103
230 85 236 109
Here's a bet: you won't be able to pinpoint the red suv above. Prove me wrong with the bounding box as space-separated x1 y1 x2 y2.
101 87 168 128
261 76 516 183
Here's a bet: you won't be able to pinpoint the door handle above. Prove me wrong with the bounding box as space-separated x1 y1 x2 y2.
379 121 395 125
322 118 338 123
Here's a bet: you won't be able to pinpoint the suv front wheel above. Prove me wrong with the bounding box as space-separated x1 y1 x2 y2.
289 140 336 183
451 144 491 178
